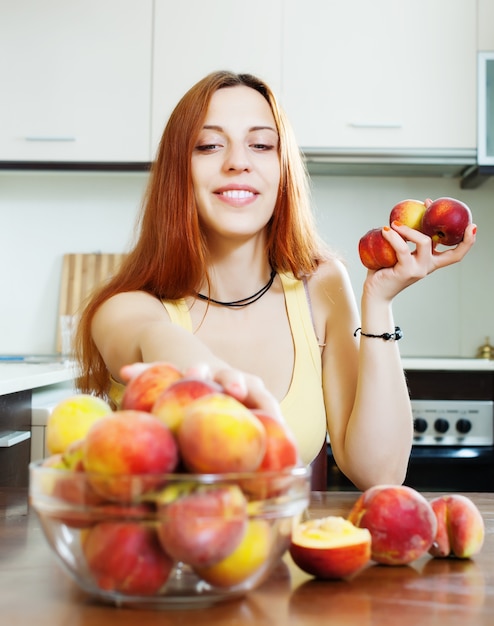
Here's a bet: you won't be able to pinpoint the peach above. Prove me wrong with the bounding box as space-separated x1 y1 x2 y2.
156 485 248 568
347 485 437 565
177 392 267 473
81 521 173 595
46 394 112 455
428 494 485 558
121 362 183 412
289 516 371 579
82 410 179 501
194 519 272 587
151 377 222 433
420 197 472 246
389 199 427 230
252 410 300 471
358 228 398 270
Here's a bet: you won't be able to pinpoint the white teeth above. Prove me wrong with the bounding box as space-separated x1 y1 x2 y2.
221 189 254 199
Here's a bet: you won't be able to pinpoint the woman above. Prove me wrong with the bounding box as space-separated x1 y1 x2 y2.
75 71 476 491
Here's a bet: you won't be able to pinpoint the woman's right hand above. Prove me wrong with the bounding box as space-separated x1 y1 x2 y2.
120 361 284 422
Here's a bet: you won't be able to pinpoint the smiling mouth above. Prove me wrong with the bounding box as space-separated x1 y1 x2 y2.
217 189 257 199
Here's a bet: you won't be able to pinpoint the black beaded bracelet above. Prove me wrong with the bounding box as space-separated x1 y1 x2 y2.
354 326 403 341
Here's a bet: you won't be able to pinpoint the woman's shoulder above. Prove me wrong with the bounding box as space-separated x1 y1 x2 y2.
310 257 351 289
95 290 165 320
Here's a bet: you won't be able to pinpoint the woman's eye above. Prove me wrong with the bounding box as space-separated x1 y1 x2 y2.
252 143 275 151
195 144 219 152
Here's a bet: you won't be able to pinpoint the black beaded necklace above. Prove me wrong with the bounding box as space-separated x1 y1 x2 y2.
196 269 277 308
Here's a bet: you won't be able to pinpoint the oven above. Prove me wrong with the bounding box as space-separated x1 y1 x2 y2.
326 364 494 492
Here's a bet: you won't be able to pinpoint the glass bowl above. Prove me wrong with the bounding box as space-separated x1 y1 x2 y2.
29 461 310 609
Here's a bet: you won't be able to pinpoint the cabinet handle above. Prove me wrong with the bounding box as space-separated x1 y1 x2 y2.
349 122 403 129
24 136 76 142
0 430 31 447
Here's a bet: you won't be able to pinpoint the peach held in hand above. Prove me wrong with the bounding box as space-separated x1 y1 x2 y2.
347 484 437 565
194 519 272 587
151 377 222 434
358 228 398 270
428 494 485 559
389 199 427 230
82 410 179 501
290 516 371 579
46 394 112 455
121 362 183 412
82 521 173 596
177 392 267 473
420 197 472 246
156 485 248 568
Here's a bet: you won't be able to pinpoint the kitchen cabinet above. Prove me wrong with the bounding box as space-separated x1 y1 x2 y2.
478 0 494 50
280 0 477 151
0 0 153 163
151 0 283 157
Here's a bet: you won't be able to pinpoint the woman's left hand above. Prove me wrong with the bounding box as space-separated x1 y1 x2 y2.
364 218 477 301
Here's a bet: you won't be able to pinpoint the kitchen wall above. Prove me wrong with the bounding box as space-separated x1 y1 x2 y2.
1 170 493 358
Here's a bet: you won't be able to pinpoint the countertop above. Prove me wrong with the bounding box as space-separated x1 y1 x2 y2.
1 489 492 626
0 360 76 396
402 357 494 371
1 357 492 398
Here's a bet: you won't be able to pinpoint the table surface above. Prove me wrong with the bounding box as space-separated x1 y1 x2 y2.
1 489 493 626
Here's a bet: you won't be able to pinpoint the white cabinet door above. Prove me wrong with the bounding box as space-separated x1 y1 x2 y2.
0 0 153 162
281 0 477 151
151 0 283 158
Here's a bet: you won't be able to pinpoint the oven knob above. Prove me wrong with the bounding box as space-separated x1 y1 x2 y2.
434 418 449 434
456 418 472 434
414 418 428 433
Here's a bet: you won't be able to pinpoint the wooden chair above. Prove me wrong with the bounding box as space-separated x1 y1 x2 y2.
56 253 126 353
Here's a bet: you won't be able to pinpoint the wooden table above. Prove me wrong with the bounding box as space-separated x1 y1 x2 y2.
1 489 493 626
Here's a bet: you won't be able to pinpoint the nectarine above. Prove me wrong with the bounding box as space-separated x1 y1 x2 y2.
290 516 371 579
428 494 484 559
420 197 472 246
156 485 248 568
347 485 437 565
177 393 267 473
358 228 398 271
121 362 183 412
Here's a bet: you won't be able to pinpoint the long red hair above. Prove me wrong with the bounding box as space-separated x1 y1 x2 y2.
75 71 330 399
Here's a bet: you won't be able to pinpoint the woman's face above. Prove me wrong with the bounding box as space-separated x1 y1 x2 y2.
191 85 281 244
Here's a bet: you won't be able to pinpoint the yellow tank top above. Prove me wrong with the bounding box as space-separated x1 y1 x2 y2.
109 273 327 465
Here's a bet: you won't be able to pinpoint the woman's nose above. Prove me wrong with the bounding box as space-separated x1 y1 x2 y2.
223 143 251 172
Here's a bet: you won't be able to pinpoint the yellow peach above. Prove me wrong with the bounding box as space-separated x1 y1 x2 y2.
194 519 272 587
46 394 112 455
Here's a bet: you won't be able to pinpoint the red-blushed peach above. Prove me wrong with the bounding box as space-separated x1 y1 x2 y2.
121 362 183 412
177 393 267 473
347 485 437 565
358 228 398 270
82 410 179 501
194 519 272 587
46 394 112 455
251 410 300 471
289 516 371 579
428 494 485 558
156 485 248 568
151 377 222 434
39 446 105 529
420 197 472 246
389 199 427 230
81 521 173 595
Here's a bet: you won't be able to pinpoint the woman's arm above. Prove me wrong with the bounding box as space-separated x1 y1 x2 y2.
319 221 477 491
91 290 283 418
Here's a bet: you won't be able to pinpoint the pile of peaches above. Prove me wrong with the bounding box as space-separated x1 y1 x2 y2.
35 363 307 599
358 196 472 270
290 484 485 580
